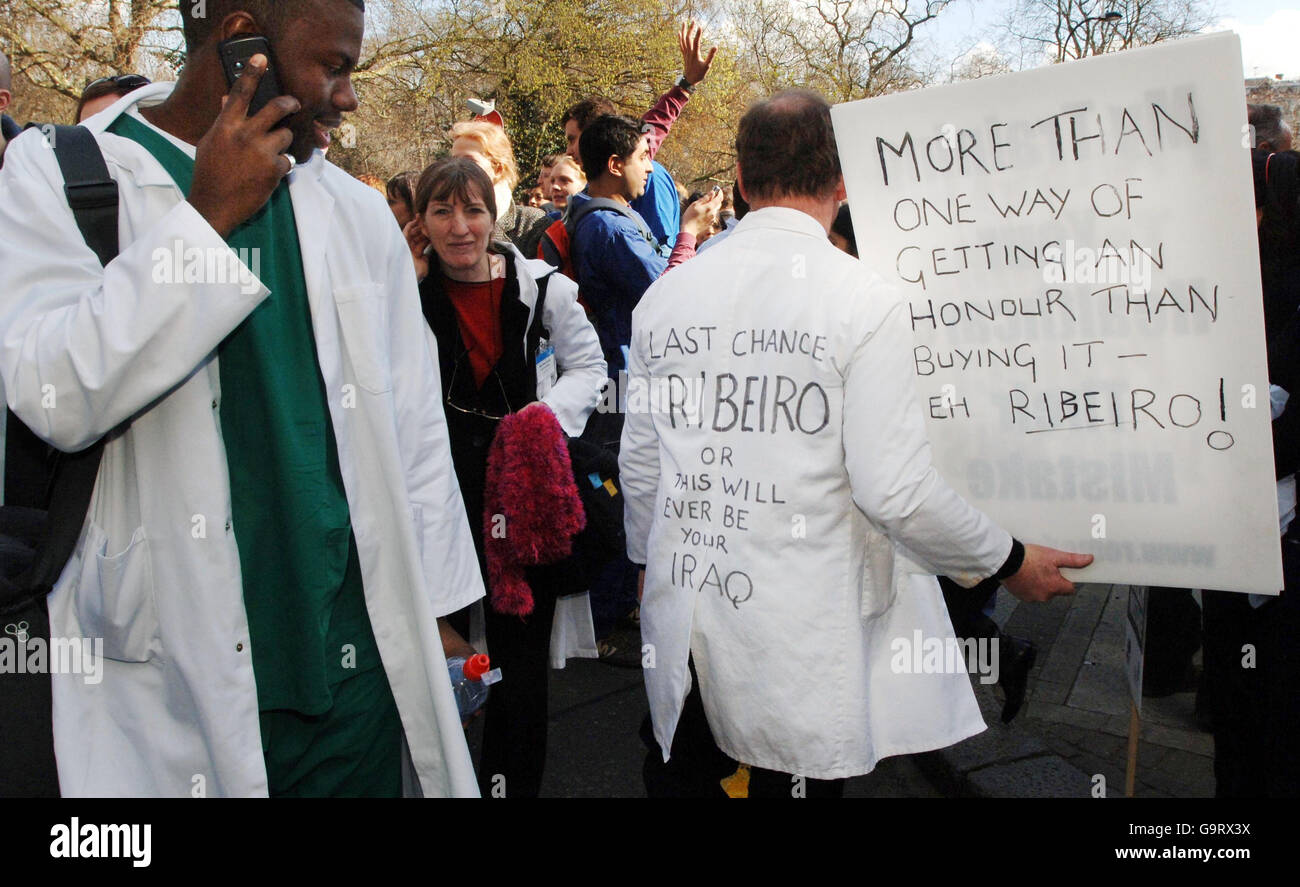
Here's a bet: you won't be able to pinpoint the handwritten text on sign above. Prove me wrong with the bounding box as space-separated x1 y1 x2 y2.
832 33 1281 594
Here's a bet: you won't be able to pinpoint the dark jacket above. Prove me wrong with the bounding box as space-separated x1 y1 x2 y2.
496 202 552 262
418 244 612 602
420 252 537 561
0 114 21 168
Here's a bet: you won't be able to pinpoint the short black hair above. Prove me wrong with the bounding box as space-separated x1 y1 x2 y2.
180 0 365 52
414 156 497 222
562 98 617 131
736 90 841 202
578 114 645 180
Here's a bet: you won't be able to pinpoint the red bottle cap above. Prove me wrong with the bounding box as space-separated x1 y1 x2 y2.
463 653 491 680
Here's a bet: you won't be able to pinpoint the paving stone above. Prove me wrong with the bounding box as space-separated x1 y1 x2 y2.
936 682 1050 775
1074 759 1126 796
1003 592 1071 642
924 581 1219 801
1154 747 1213 776
1172 770 1216 798
1139 763 1214 798
1027 678 1070 705
966 755 1092 797
1102 713 1135 738
1135 740 1172 771
1065 586 1131 717
940 724 1050 775
1026 701 1110 729
1142 721 1214 757
1037 612 1103 686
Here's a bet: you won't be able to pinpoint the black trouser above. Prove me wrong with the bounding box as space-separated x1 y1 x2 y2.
641 658 846 798
1142 586 1202 695
475 585 557 799
1202 536 1300 797
939 575 999 640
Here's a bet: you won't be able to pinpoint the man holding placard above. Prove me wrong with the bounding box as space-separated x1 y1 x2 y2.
621 90 1091 796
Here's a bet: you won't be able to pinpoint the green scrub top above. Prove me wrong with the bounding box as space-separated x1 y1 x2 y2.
107 113 387 714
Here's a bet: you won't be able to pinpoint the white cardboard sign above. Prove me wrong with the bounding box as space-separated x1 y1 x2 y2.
832 33 1282 594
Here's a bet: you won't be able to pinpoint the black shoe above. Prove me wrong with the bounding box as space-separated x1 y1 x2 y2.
998 635 1037 724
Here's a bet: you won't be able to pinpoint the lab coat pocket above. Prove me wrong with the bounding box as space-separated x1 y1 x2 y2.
76 523 160 662
335 283 393 394
860 527 900 623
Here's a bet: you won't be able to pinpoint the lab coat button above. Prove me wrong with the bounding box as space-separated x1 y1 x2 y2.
225 519 232 531
211 398 218 409
236 643 244 652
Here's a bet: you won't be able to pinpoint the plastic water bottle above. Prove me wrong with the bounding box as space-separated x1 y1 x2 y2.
446 653 502 719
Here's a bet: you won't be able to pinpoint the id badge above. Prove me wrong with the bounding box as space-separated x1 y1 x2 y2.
535 339 557 398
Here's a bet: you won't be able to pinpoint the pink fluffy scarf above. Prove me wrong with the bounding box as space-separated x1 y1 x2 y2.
482 402 586 616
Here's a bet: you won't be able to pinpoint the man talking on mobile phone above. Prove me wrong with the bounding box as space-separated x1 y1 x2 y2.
0 0 484 797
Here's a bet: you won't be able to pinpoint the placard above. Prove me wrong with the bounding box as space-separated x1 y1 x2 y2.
832 33 1281 594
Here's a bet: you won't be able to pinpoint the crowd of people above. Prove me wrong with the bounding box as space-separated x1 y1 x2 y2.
0 0 1295 799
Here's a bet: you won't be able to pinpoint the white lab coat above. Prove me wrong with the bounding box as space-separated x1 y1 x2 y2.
620 207 1013 780
0 83 484 796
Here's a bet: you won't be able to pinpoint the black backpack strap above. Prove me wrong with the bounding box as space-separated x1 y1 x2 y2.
569 197 659 248
3 125 119 611
566 198 660 284
526 270 552 360
48 125 120 267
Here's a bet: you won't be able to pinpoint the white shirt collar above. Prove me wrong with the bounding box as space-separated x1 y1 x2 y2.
732 205 830 240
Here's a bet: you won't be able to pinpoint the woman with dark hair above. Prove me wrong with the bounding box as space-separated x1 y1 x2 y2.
406 156 606 796
386 170 418 229
75 74 150 123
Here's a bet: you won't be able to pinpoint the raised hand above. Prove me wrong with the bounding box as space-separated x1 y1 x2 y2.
679 21 718 86
680 187 724 240
188 54 300 238
403 217 431 281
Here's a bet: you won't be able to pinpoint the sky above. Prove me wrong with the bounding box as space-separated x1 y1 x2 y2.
926 0 1300 80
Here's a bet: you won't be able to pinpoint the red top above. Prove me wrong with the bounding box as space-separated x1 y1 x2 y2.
443 274 506 388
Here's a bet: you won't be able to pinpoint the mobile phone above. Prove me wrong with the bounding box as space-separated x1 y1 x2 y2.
218 35 284 119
